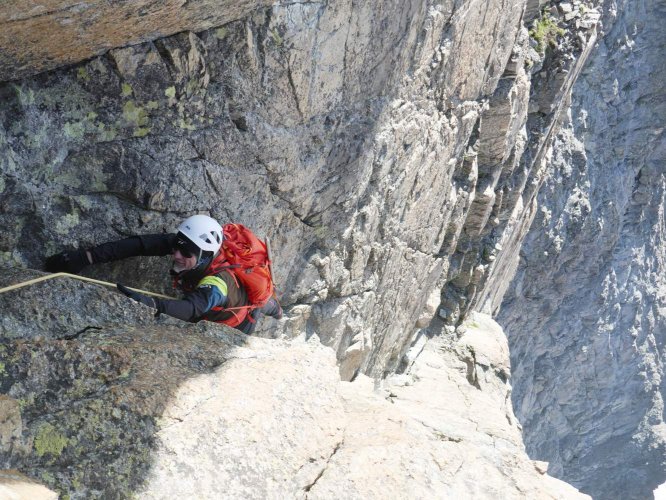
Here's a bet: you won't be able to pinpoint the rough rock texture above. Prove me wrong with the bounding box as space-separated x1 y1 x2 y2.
304 315 587 499
447 0 602 324
136 337 346 499
0 0 607 383
0 470 57 500
1 0 544 380
0 270 588 498
0 0 274 82
499 0 666 498
1 0 662 498
0 268 250 497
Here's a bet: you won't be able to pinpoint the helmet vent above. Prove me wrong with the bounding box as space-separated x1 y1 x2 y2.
177 215 223 254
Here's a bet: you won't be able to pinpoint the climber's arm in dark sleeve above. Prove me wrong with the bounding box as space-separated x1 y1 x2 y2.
45 233 177 274
89 233 176 264
117 278 227 322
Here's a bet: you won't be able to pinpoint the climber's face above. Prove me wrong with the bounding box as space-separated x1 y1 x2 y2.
172 234 201 271
172 248 198 270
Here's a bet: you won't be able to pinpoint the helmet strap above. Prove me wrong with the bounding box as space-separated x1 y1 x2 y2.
193 250 214 272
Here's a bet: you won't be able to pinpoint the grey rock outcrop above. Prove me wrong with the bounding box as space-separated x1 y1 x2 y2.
0 0 607 384
1 0 663 498
441 0 602 327
302 315 582 500
1 0 535 380
0 269 248 497
499 0 666 498
0 269 588 498
0 0 274 82
0 470 57 500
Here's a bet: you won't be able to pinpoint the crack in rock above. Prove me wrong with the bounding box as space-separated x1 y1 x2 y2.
303 439 344 495
62 325 103 341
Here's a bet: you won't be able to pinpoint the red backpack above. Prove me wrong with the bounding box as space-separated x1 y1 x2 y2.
206 224 275 326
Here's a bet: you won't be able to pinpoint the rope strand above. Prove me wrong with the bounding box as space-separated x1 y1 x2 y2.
0 272 173 300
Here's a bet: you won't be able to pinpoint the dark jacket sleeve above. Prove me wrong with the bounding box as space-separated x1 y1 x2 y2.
154 286 227 323
89 233 176 264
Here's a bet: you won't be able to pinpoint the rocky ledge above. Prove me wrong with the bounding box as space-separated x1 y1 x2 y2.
0 269 587 498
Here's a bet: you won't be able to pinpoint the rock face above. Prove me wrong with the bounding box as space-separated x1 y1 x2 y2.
0 0 274 82
0 270 588 498
0 0 606 383
0 269 247 497
0 0 663 498
499 0 666 498
0 470 58 500
1 0 539 380
304 315 586 500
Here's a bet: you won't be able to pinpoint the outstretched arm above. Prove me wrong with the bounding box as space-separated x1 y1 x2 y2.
117 276 228 322
45 233 176 274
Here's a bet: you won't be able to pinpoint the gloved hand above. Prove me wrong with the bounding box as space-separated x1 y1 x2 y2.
117 283 156 309
44 249 91 274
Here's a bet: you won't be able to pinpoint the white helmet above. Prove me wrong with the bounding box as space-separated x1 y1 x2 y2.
177 215 223 254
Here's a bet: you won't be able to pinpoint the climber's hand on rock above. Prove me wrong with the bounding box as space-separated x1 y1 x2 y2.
44 249 90 274
117 283 156 309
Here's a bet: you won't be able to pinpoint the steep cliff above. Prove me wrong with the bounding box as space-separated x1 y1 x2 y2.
0 270 586 498
499 0 666 498
0 0 661 498
0 0 602 380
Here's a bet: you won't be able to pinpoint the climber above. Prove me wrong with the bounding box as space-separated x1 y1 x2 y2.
44 215 282 334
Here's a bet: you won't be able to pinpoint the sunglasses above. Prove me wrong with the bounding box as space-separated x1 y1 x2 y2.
173 233 201 259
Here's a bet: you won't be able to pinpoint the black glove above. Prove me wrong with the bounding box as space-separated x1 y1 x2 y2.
44 249 91 274
117 283 156 309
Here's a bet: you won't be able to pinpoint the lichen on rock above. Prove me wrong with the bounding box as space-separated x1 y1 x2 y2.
33 424 68 458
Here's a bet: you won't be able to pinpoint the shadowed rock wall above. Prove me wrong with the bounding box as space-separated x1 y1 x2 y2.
499 0 666 497
0 270 589 498
1 0 533 380
3 0 663 498
0 0 274 82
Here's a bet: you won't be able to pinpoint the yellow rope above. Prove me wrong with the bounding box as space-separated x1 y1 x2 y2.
0 272 174 299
